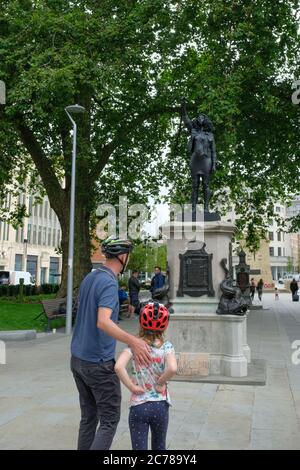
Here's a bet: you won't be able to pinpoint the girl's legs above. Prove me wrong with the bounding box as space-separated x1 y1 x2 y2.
149 401 169 450
129 404 150 450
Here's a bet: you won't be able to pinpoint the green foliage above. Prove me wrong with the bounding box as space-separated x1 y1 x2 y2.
127 241 167 273
0 0 299 254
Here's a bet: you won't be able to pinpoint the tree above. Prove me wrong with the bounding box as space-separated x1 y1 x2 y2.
0 0 190 295
163 0 300 252
0 0 299 296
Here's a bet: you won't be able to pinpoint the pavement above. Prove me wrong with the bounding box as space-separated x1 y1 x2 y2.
0 293 300 450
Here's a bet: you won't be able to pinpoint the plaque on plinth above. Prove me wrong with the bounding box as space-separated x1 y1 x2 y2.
177 243 215 297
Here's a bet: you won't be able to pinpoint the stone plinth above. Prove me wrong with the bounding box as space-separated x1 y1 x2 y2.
161 218 250 378
161 220 236 301
167 313 248 377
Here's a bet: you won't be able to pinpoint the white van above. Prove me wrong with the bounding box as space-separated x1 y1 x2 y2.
0 271 35 286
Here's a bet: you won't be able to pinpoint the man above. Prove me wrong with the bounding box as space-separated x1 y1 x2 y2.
70 237 151 450
250 278 256 300
257 278 264 301
151 266 165 294
290 278 299 300
128 270 141 318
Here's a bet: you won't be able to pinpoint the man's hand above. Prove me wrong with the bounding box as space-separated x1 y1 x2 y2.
130 337 152 368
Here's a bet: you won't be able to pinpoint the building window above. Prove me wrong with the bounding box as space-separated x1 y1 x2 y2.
33 225 37 244
44 200 48 219
49 257 60 284
277 232 281 242
269 247 274 256
269 232 274 241
43 227 47 246
26 255 38 282
15 228 19 243
39 204 43 217
57 229 61 246
27 224 32 244
278 247 282 256
52 228 56 247
15 254 23 271
48 227 52 246
38 226 42 245
28 197 33 216
40 267 47 284
276 206 281 213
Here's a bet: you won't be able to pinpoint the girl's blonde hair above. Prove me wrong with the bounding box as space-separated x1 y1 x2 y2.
137 326 165 347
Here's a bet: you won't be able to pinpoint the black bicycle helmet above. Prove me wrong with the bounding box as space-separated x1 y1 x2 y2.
101 236 133 258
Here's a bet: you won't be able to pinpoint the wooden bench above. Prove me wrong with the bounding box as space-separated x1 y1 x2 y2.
35 298 77 332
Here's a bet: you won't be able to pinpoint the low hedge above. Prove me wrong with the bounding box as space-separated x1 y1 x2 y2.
0 283 60 297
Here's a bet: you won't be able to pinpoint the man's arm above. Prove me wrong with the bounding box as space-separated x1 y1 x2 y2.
97 307 152 366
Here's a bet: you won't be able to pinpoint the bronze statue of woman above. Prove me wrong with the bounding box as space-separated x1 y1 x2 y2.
181 97 218 219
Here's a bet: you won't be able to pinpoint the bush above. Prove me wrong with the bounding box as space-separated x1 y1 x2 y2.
41 283 52 294
0 283 60 297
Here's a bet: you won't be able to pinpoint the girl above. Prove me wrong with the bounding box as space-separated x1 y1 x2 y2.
115 301 177 450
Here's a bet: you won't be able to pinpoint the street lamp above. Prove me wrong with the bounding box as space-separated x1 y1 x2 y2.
65 104 86 335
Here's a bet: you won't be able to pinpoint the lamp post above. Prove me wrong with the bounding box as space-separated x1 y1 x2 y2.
23 238 28 272
65 104 86 335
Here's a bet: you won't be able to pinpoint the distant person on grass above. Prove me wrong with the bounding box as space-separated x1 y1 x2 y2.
70 237 151 451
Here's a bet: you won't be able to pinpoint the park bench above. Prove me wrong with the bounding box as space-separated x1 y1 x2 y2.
35 297 78 332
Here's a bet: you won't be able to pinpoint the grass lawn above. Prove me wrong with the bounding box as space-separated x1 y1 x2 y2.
0 295 66 332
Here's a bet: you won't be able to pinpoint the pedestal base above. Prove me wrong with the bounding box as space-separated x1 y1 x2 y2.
167 312 249 377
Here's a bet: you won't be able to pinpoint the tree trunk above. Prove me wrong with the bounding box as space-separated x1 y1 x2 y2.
57 204 92 298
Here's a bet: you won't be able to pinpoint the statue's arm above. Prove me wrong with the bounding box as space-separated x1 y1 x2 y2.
211 135 217 171
181 97 193 131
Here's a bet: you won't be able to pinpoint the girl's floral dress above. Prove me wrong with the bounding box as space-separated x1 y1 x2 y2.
124 340 175 407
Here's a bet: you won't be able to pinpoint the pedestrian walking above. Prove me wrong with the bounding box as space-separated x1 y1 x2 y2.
250 278 256 300
290 278 299 301
275 288 279 300
70 237 152 450
257 279 264 301
128 270 141 319
115 301 177 450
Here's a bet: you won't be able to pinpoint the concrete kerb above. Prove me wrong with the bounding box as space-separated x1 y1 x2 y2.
0 330 37 341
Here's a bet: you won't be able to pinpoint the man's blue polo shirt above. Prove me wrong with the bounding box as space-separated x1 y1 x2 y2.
71 266 119 363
